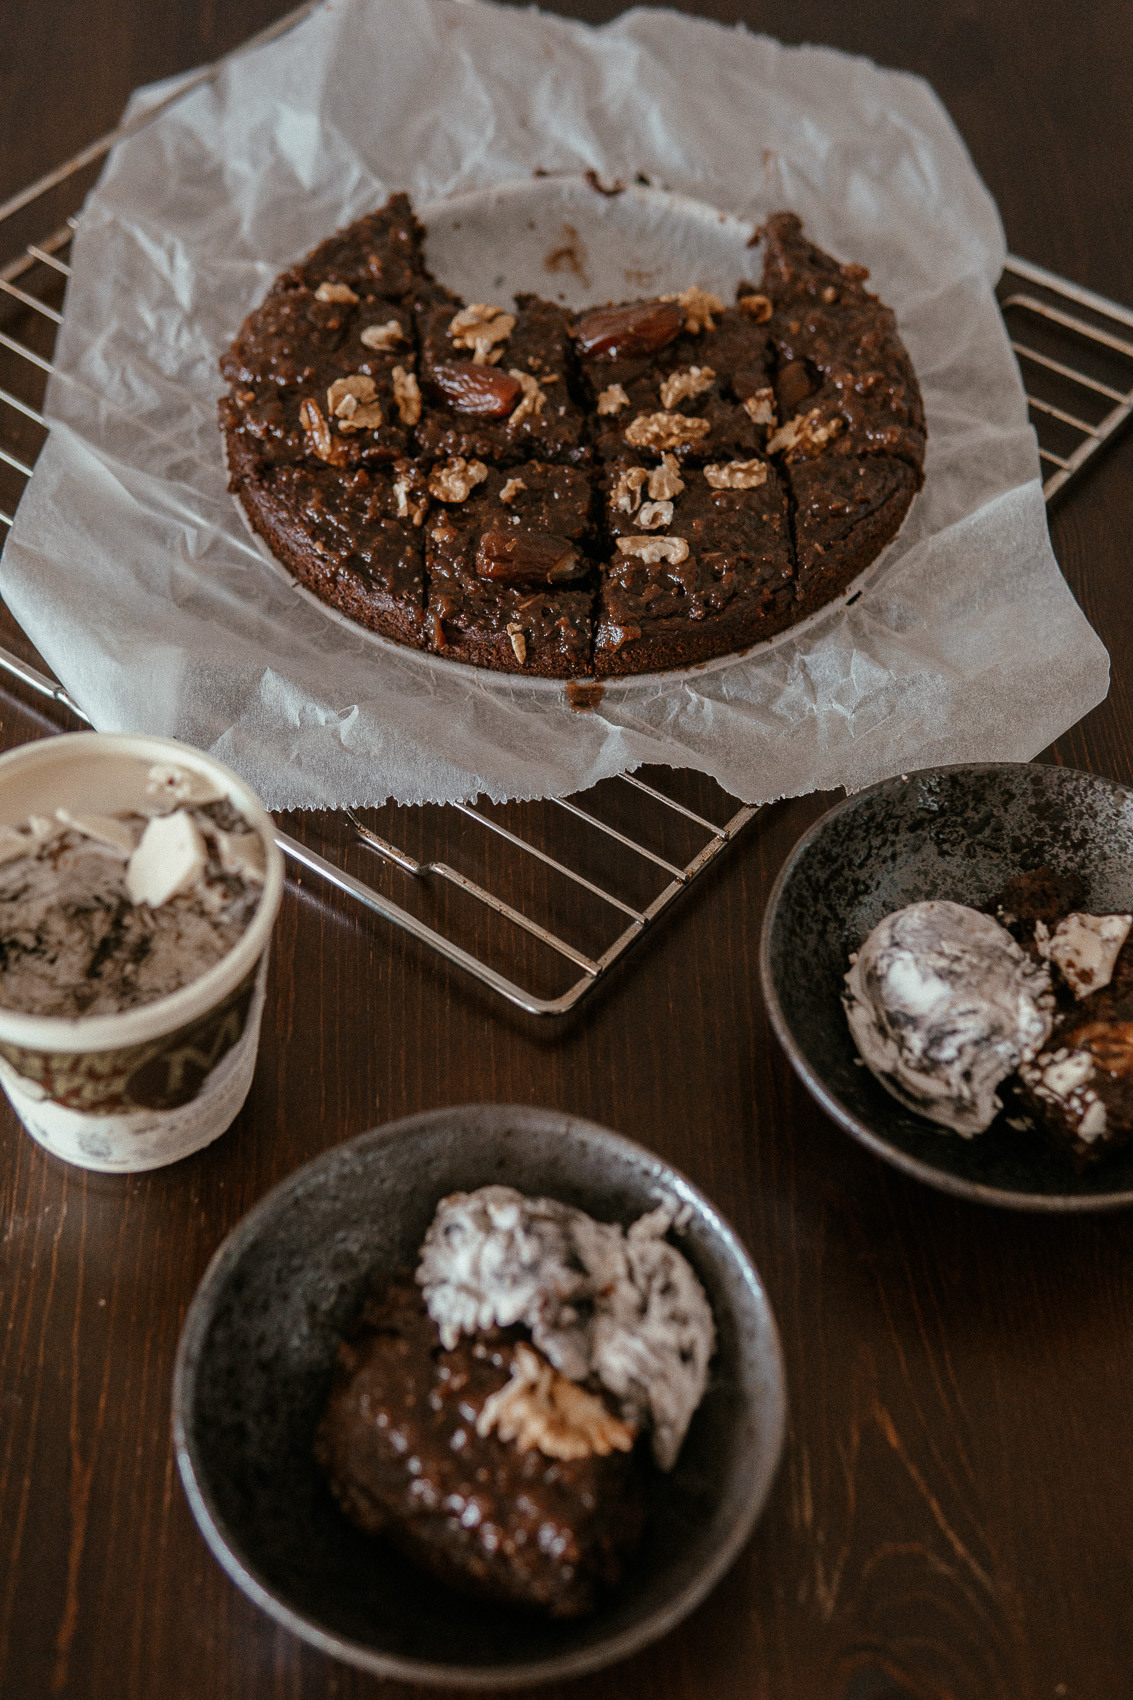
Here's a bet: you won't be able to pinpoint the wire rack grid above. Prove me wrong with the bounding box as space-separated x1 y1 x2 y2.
2 9 1132 1015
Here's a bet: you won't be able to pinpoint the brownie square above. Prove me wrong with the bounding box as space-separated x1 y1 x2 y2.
416 294 588 467
425 461 594 676
576 297 778 466
315 1276 646 1617
788 454 920 616
230 458 428 647
220 291 426 471
277 192 433 303
760 212 927 471
594 453 795 675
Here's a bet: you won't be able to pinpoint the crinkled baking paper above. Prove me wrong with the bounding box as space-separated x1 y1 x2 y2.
1 0 1109 809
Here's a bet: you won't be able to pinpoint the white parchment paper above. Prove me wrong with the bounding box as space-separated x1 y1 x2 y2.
1 0 1109 810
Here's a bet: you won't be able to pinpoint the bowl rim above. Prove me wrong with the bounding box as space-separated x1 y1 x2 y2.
758 761 1133 1214
171 1103 789 1688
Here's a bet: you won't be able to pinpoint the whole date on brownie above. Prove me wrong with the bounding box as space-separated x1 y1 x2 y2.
475 529 585 584
574 301 684 359
429 362 523 417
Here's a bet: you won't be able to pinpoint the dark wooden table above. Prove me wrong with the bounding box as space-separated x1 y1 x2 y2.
2 3 1132 1697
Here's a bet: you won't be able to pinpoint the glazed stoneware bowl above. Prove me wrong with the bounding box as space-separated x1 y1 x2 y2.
172 1104 787 1687
760 762 1133 1211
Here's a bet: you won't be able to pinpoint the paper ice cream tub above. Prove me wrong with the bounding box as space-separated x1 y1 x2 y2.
0 732 284 1172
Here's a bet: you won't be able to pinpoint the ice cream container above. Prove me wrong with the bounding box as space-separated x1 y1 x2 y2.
0 732 284 1172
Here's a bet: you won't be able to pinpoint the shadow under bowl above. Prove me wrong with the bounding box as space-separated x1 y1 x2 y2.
172 1104 787 1687
759 762 1133 1212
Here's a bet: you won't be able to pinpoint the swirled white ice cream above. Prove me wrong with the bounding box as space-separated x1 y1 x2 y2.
843 900 1054 1137
416 1185 715 1470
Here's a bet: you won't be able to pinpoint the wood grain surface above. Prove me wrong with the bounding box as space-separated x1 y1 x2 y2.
2 3 1132 1698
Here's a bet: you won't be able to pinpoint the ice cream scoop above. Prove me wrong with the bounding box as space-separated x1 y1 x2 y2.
843 900 1054 1136
416 1184 715 1469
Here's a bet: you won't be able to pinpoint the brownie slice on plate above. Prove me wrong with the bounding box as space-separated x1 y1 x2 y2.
575 294 778 466
416 295 588 467
758 212 926 601
425 461 595 676
227 456 429 648
315 1275 646 1618
594 452 795 675
789 455 921 618
277 192 440 305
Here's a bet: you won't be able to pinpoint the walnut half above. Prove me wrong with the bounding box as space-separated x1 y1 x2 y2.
616 535 690 566
658 365 715 409
624 412 711 451
428 457 489 502
767 408 844 458
476 1343 636 1461
703 457 769 490
449 303 516 364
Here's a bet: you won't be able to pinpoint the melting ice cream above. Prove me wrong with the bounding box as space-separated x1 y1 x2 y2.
416 1184 715 1469
843 900 1054 1137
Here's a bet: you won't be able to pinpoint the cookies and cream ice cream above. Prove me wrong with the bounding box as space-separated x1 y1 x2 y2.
844 900 1054 1137
0 763 266 1019
416 1184 715 1469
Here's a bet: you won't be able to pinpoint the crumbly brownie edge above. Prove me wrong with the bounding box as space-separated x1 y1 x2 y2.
429 612 595 679
594 594 799 677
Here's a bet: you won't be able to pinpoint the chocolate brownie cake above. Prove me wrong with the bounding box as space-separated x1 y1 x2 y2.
220 194 926 678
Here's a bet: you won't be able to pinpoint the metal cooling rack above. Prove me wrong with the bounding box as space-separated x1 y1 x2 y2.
2 10 1131 1016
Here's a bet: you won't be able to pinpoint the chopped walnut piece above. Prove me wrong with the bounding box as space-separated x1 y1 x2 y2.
499 477 527 504
448 303 516 364
767 407 844 457
506 622 528 665
508 368 547 425
299 397 334 461
660 285 724 334
647 454 685 500
315 281 359 304
428 457 489 502
624 411 712 451
635 499 674 530
597 382 630 415
326 374 382 432
391 365 422 426
737 292 773 323
327 374 376 414
743 388 777 427
703 457 769 490
611 465 649 514
392 467 428 526
616 535 690 565
360 318 406 351
476 1343 636 1461
658 365 715 409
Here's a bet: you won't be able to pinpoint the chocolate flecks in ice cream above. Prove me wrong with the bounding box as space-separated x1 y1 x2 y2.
843 900 1054 1137
0 765 266 1019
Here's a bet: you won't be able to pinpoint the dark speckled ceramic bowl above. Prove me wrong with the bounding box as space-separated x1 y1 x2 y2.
760 763 1133 1212
172 1104 787 1688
